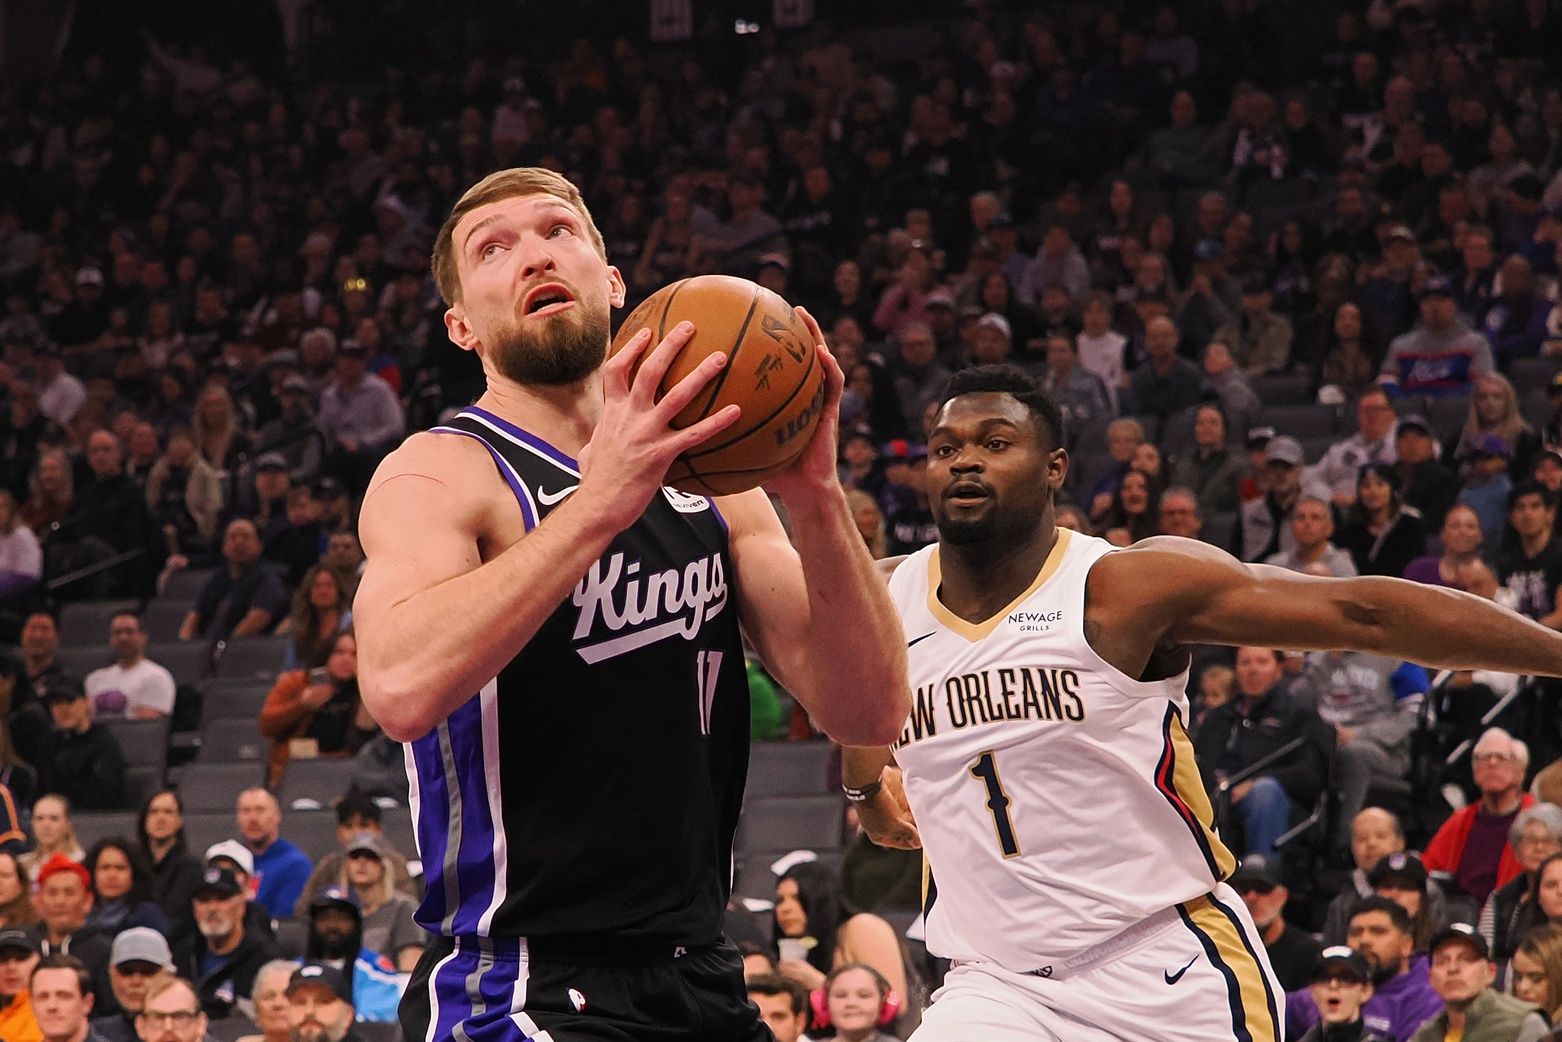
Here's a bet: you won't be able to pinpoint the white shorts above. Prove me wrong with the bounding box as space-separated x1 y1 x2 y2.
910 884 1283 1042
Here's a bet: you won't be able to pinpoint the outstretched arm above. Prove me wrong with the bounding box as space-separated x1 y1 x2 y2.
1099 537 1562 677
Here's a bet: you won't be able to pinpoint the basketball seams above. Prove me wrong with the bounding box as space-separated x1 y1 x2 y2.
682 326 820 460
683 283 760 425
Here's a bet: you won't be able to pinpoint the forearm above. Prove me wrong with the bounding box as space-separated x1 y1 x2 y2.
842 744 896 789
1355 578 1562 675
230 608 275 638
357 496 620 740
783 489 911 744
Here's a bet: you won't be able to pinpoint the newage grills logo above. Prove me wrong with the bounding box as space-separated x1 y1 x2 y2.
572 551 728 663
1007 609 1063 633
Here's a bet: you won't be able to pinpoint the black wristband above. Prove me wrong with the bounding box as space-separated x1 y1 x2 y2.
842 779 883 803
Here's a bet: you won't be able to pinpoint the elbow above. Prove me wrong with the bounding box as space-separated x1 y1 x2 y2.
359 675 437 743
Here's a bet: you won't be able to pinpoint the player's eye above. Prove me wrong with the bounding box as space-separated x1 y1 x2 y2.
986 438 1009 451
480 241 504 259
549 223 572 238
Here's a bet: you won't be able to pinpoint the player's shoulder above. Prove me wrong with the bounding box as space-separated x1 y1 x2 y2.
360 431 500 532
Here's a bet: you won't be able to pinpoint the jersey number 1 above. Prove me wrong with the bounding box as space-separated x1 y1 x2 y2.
969 751 1021 858
696 650 723 736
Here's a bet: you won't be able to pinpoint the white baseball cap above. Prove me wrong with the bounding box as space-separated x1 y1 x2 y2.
206 839 255 877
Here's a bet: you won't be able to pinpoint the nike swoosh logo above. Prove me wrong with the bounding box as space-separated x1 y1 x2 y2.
536 485 578 506
908 632 936 648
1164 955 1199 985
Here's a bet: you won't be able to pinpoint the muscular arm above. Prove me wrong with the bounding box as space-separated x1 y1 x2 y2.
1092 537 1562 678
719 487 910 746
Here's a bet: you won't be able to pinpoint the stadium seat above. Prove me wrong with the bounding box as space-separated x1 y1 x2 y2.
282 758 358 809
734 795 845 854
1510 355 1562 391
1249 372 1314 407
284 809 342 862
55 646 112 680
212 635 290 681
179 811 239 854
1425 394 1471 439
1261 403 1340 440
178 763 266 812
101 717 169 804
162 568 216 603
58 600 140 648
200 718 267 763
72 811 137 851
1522 388 1551 428
198 679 273 721
145 641 215 686
746 742 832 798
142 600 195 643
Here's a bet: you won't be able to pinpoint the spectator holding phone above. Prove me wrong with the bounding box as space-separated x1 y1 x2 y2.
257 632 375 788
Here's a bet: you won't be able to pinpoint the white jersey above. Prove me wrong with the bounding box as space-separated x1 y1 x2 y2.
888 528 1238 972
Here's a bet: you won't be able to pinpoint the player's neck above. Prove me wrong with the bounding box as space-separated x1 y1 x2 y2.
475 373 603 457
938 523 1058 623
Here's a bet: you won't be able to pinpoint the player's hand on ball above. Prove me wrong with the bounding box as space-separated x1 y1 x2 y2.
859 766 921 850
762 306 843 501
579 322 741 528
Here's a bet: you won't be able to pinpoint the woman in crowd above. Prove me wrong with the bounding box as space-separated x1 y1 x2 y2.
771 862 909 1021
20 794 82 876
1511 852 1562 959
21 449 73 539
236 960 297 1042
1453 373 1540 481
1101 468 1162 546
192 383 247 474
258 630 377 788
135 789 202 939
1313 301 1388 402
844 490 888 560
1336 464 1427 578
279 565 354 671
144 427 222 555
815 963 901 1042
339 833 425 971
1483 804 1562 966
1402 505 1488 589
1512 925 1562 1039
0 490 41 601
0 852 37 929
83 837 173 938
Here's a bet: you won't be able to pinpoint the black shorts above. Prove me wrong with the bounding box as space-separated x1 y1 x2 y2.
399 935 771 1042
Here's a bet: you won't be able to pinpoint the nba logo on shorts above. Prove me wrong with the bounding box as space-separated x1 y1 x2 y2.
568 988 587 1012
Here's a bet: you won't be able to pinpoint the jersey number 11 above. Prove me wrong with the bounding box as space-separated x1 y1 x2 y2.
969 751 1021 858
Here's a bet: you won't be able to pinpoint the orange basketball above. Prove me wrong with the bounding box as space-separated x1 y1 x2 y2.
609 275 825 497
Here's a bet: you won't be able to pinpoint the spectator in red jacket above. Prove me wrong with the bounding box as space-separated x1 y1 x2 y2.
1422 728 1535 904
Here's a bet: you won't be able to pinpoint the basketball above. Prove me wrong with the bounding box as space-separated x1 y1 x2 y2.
609 274 826 497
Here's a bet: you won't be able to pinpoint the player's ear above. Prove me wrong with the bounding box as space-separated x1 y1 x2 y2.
1047 445 1069 489
607 265 627 309
445 306 480 354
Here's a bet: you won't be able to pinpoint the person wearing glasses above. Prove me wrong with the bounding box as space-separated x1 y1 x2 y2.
1423 728 1536 905
132 975 206 1042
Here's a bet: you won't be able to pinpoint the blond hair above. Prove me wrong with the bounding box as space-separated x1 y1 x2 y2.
431 167 606 306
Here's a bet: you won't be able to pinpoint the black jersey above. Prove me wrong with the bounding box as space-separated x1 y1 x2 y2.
407 406 750 944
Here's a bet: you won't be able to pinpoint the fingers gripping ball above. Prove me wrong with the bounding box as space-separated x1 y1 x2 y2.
610 275 826 496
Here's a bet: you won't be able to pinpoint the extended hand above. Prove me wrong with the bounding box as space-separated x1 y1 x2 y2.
576 321 741 529
858 767 921 850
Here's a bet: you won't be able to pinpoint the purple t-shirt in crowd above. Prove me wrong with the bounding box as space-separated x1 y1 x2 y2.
1456 806 1521 904
1400 556 1452 587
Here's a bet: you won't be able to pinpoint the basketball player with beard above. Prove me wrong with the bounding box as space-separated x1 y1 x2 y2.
355 167 909 1042
844 365 1562 1042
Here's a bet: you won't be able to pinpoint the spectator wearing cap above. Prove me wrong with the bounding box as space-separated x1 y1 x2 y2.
1480 804 1562 966
889 322 950 436
203 841 277 947
144 428 222 556
84 614 174 722
34 855 112 1013
1456 434 1515 552
314 341 404 497
1482 255 1551 363
259 630 374 788
1495 483 1562 627
174 865 281 1018
294 793 416 922
302 890 401 1022
1237 435 1327 562
227 454 292 547
1230 857 1322 990
1215 274 1294 378
1038 334 1111 439
133 974 206 1042
178 519 289 643
1409 923 1548 1042
920 289 960 362
91 930 172 1042
1311 388 1400 510
1393 415 1461 534
1168 403 1245 517
333 833 422 972
1296 947 1390 1042
1424 728 1537 905
1125 315 1202 428
1324 810 1409 946
1379 277 1495 398
0 926 43 1042
284 964 362 1042
35 683 129 811
1370 852 1475 953
233 790 311 922
1300 650 1428 846
1195 647 1332 862
251 376 321 485
968 313 1013 367
1266 493 1359 577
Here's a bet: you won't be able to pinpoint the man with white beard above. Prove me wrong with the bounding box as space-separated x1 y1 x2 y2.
173 868 280 1019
